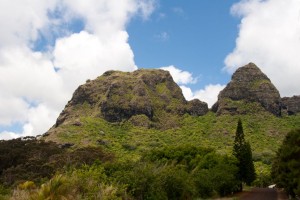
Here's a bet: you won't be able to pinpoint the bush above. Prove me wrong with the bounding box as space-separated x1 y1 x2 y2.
0 138 113 186
193 153 240 197
272 129 300 198
109 145 240 199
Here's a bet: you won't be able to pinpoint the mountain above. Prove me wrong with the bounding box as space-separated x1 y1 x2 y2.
281 95 300 115
50 69 208 133
6 63 300 199
43 63 300 158
212 63 282 116
44 63 300 146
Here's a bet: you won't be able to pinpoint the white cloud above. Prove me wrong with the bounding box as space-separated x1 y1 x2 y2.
0 0 156 140
161 66 223 108
225 0 300 97
160 65 197 85
192 84 225 108
23 104 59 136
0 95 28 125
0 0 58 48
181 84 225 108
180 86 194 101
0 131 20 140
53 30 137 91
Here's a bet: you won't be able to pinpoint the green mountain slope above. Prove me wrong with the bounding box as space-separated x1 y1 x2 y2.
2 63 300 199
44 108 300 160
44 63 299 161
42 63 300 188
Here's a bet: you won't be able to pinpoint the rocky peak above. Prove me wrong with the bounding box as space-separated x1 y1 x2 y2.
281 95 300 115
212 63 281 116
53 69 208 129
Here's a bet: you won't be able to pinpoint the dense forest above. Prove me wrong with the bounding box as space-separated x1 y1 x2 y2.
1 120 299 199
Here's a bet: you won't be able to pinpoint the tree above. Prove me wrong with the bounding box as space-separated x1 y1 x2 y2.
233 119 256 190
242 142 256 185
272 129 300 198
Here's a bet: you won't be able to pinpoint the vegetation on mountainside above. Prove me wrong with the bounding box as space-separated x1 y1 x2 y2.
44 108 300 186
272 129 300 198
1 112 299 199
0 138 113 186
0 141 241 199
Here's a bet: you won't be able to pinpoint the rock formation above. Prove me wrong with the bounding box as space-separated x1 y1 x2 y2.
212 63 282 116
281 95 300 115
53 69 208 129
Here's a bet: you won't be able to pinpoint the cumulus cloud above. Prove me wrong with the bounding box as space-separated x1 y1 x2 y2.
0 0 156 140
160 65 197 85
53 30 136 91
180 84 225 108
0 0 58 48
225 0 300 97
191 84 226 108
180 86 194 101
161 66 224 108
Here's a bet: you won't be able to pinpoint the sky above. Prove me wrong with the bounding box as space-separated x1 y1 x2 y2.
0 0 300 139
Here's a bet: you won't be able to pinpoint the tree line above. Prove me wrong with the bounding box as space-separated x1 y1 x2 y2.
0 120 261 199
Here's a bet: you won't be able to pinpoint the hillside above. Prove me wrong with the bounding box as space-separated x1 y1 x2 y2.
1 63 299 199
43 63 300 169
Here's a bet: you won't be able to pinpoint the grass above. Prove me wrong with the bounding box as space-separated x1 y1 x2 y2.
46 109 300 174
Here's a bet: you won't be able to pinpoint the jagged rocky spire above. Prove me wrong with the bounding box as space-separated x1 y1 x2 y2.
212 63 282 116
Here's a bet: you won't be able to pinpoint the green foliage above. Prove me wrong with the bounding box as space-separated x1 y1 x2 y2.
2 108 300 199
31 174 72 200
193 152 240 197
251 161 272 187
45 111 300 197
11 164 122 200
233 119 256 188
0 138 64 185
144 145 214 169
272 129 300 198
233 119 246 158
0 184 10 200
0 138 113 187
108 145 240 199
18 181 36 190
243 142 256 185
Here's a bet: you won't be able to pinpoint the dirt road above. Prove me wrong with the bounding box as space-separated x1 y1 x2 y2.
239 188 288 200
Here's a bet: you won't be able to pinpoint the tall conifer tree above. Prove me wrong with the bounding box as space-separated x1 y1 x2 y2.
233 119 256 190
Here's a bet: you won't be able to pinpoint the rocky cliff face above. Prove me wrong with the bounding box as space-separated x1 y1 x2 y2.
212 63 282 116
281 95 300 115
53 69 208 129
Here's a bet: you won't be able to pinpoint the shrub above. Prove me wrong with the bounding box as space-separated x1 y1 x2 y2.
272 129 300 198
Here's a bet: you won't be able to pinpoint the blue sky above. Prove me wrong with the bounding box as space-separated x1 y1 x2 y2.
0 0 300 139
128 0 240 89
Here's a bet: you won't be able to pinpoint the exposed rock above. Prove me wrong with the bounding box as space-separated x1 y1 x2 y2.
72 121 82 126
51 69 208 130
99 131 105 136
281 95 300 115
97 139 110 146
128 114 152 128
58 143 74 149
186 99 208 116
212 63 281 116
122 143 137 151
